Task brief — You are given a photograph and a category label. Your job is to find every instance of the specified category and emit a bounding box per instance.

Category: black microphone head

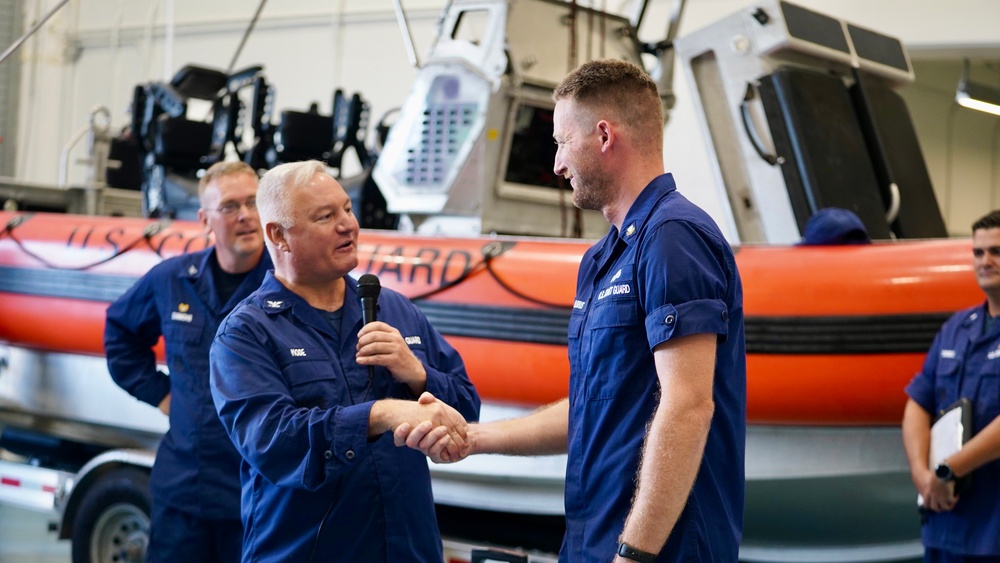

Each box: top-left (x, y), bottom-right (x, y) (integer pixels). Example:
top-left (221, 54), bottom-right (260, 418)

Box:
top-left (357, 274), bottom-right (381, 300)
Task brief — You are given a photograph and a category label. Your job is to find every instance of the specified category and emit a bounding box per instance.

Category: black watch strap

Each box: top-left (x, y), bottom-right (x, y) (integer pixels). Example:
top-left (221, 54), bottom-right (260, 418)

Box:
top-left (617, 542), bottom-right (657, 563)
top-left (935, 461), bottom-right (956, 482)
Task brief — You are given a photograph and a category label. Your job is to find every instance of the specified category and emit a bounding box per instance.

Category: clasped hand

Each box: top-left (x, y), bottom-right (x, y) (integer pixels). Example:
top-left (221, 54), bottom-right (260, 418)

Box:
top-left (394, 392), bottom-right (474, 463)
top-left (918, 469), bottom-right (958, 512)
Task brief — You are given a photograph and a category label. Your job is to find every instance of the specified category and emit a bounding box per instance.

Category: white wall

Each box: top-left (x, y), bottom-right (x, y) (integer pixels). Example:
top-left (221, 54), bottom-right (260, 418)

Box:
top-left (11, 0), bottom-right (1000, 234)
top-left (901, 60), bottom-right (1000, 235)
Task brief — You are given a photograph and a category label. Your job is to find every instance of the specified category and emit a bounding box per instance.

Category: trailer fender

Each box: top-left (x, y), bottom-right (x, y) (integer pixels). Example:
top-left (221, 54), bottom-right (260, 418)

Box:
top-left (58, 448), bottom-right (154, 541)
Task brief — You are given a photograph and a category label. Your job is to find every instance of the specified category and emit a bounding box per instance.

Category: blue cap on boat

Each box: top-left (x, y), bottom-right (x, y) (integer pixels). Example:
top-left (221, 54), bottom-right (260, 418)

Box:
top-left (799, 208), bottom-right (871, 245)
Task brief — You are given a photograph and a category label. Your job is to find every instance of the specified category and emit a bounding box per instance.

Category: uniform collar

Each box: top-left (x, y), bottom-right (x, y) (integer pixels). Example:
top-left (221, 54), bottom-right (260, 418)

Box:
top-left (177, 248), bottom-right (215, 280)
top-left (957, 301), bottom-right (996, 344)
top-left (254, 272), bottom-right (365, 337)
top-left (592, 173), bottom-right (677, 263)
top-left (962, 301), bottom-right (990, 327)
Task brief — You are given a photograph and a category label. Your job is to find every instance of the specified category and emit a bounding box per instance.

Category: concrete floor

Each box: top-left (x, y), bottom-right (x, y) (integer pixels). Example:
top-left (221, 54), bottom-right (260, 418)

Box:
top-left (0, 504), bottom-right (70, 563)
top-left (0, 501), bottom-right (926, 563)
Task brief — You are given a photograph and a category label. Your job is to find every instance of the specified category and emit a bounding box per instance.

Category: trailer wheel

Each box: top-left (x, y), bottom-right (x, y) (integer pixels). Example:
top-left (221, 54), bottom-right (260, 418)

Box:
top-left (71, 467), bottom-right (151, 563)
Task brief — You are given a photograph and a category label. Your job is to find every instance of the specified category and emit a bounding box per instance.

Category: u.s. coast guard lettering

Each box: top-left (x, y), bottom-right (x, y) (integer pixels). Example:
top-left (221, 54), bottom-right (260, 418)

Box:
top-left (597, 283), bottom-right (631, 300)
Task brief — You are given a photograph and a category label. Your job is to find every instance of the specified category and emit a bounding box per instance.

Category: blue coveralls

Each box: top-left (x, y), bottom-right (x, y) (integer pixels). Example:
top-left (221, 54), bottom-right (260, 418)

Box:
top-left (104, 248), bottom-right (272, 561)
top-left (209, 272), bottom-right (481, 563)
top-left (906, 303), bottom-right (1000, 558)
top-left (563, 174), bottom-right (746, 562)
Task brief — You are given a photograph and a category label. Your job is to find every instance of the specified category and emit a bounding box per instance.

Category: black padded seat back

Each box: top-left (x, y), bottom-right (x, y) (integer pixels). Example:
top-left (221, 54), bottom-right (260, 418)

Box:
top-left (850, 70), bottom-right (947, 239)
top-left (153, 116), bottom-right (213, 169)
top-left (170, 65), bottom-right (228, 100)
top-left (275, 110), bottom-right (334, 163)
top-left (758, 66), bottom-right (892, 240)
top-left (106, 137), bottom-right (144, 191)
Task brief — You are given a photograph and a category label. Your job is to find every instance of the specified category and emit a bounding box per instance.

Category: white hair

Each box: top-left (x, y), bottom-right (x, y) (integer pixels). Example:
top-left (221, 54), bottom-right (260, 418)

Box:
top-left (257, 160), bottom-right (329, 254)
top-left (257, 160), bottom-right (329, 228)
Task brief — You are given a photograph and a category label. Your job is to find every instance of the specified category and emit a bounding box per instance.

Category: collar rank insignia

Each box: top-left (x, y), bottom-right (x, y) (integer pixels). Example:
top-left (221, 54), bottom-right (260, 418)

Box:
top-left (188, 265), bottom-right (198, 275)
top-left (266, 300), bottom-right (283, 308)
top-left (625, 224), bottom-right (636, 237)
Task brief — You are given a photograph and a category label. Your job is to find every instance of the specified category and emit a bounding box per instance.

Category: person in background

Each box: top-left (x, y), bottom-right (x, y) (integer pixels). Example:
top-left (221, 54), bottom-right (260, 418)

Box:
top-left (399, 58), bottom-right (746, 563)
top-left (902, 209), bottom-right (1000, 563)
top-left (209, 160), bottom-right (480, 562)
top-left (105, 161), bottom-right (271, 562)
top-left (798, 207), bottom-right (872, 245)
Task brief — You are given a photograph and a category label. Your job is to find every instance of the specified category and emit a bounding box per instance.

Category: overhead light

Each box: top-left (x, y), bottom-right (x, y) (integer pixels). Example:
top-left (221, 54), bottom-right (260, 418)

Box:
top-left (956, 59), bottom-right (1000, 117)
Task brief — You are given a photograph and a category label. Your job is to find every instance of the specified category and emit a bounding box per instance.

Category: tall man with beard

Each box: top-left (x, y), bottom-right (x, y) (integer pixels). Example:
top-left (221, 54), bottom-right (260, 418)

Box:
top-left (398, 59), bottom-right (747, 562)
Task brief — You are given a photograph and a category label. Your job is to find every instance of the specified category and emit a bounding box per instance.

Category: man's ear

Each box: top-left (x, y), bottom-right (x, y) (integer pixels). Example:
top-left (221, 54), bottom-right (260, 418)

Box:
top-left (266, 222), bottom-right (287, 252)
top-left (596, 120), bottom-right (614, 153)
top-left (198, 208), bottom-right (211, 234)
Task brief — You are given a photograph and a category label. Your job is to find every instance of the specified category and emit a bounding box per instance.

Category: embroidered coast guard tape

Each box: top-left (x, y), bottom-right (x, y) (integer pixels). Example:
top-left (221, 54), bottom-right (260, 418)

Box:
top-left (171, 303), bottom-right (193, 322)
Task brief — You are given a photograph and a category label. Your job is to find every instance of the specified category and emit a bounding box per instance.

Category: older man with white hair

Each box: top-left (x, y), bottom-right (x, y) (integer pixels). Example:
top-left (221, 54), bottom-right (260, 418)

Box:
top-left (209, 160), bottom-right (479, 562)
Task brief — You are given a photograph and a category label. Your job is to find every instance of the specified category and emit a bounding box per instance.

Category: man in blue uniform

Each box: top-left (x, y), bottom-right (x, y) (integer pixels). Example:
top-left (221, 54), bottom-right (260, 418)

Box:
top-left (398, 59), bottom-right (746, 562)
top-left (209, 160), bottom-right (480, 562)
top-left (903, 210), bottom-right (1000, 563)
top-left (105, 161), bottom-right (271, 562)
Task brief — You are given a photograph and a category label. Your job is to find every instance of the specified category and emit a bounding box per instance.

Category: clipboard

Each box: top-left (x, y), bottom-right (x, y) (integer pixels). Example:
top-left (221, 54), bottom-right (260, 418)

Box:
top-left (918, 398), bottom-right (972, 506)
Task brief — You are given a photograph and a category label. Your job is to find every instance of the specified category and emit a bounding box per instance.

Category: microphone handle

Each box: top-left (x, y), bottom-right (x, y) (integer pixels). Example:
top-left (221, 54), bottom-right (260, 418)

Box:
top-left (361, 297), bottom-right (376, 380)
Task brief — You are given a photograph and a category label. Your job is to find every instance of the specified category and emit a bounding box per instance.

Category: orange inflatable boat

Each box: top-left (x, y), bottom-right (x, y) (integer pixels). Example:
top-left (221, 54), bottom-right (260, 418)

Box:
top-left (0, 211), bottom-right (981, 425)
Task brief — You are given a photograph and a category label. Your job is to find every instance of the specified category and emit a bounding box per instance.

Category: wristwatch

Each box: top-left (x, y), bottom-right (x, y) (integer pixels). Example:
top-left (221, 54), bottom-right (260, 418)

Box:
top-left (934, 461), bottom-right (956, 482)
top-left (617, 542), bottom-right (658, 563)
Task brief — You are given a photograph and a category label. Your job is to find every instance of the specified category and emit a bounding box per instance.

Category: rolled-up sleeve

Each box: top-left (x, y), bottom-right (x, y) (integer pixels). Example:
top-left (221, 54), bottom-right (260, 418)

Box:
top-left (905, 330), bottom-right (943, 415)
top-left (639, 220), bottom-right (732, 351)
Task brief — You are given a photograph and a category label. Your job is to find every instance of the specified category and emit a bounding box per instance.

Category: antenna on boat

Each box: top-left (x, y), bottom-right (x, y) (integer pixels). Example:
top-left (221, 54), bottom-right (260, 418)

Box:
top-left (391, 0), bottom-right (422, 68)
top-left (640, 0), bottom-right (687, 125)
top-left (0, 0), bottom-right (74, 67)
top-left (226, 0), bottom-right (270, 75)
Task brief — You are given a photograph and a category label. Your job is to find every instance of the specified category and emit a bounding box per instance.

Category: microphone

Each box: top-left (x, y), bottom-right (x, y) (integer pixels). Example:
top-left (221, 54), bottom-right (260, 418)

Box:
top-left (357, 274), bottom-right (381, 379)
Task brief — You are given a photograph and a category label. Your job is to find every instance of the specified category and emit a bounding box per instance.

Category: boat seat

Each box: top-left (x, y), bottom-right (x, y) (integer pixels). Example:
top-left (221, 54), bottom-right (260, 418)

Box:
top-left (105, 136), bottom-right (144, 191)
top-left (329, 89), bottom-right (373, 171)
top-left (849, 70), bottom-right (947, 239)
top-left (170, 64), bottom-right (228, 101)
top-left (152, 116), bottom-right (214, 171)
top-left (271, 107), bottom-right (334, 165)
top-left (757, 66), bottom-right (893, 240)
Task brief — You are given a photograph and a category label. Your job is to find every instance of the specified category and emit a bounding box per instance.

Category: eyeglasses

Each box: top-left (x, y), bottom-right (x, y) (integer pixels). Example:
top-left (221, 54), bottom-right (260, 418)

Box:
top-left (214, 198), bottom-right (257, 216)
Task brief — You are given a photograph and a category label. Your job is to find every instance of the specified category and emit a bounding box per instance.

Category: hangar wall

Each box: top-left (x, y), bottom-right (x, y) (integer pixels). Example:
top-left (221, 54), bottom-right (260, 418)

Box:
top-left (8, 0), bottom-right (1000, 236)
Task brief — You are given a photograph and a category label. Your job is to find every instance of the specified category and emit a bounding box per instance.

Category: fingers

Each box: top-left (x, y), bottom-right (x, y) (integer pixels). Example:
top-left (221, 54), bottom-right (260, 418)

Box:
top-left (393, 422), bottom-right (412, 447)
top-left (389, 395), bottom-right (471, 464)
top-left (427, 432), bottom-right (458, 463)
top-left (356, 324), bottom-right (424, 384)
top-left (392, 418), bottom-right (463, 463)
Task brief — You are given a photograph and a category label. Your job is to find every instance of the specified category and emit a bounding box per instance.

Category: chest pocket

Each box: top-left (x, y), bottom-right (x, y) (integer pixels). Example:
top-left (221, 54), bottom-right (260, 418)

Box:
top-left (162, 319), bottom-right (209, 393)
top-left (584, 295), bottom-right (646, 400)
top-left (163, 318), bottom-right (207, 345)
top-left (588, 296), bottom-right (640, 329)
top-left (933, 358), bottom-right (962, 410)
top-left (282, 352), bottom-right (344, 409)
top-left (974, 370), bottom-right (999, 428)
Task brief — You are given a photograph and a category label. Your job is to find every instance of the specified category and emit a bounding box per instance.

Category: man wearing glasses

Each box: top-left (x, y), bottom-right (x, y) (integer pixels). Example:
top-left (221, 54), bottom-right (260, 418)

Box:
top-left (105, 161), bottom-right (271, 562)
